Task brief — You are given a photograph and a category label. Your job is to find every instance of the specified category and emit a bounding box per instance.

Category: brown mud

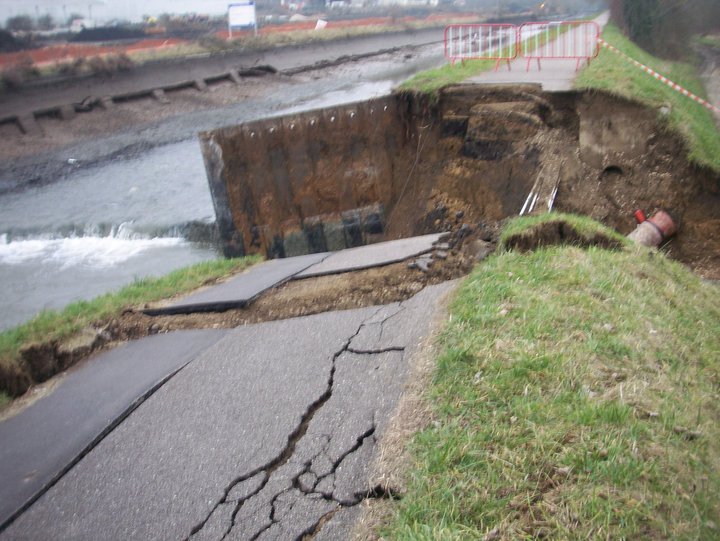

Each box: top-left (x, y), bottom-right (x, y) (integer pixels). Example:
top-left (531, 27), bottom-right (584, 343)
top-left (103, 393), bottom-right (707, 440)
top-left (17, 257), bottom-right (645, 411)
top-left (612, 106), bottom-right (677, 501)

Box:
top-left (395, 87), bottom-right (720, 280)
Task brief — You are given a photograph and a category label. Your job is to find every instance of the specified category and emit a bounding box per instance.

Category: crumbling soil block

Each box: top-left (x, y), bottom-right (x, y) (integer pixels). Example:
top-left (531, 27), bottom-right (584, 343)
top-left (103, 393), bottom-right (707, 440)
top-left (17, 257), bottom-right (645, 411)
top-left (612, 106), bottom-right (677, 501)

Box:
top-left (20, 342), bottom-right (57, 383)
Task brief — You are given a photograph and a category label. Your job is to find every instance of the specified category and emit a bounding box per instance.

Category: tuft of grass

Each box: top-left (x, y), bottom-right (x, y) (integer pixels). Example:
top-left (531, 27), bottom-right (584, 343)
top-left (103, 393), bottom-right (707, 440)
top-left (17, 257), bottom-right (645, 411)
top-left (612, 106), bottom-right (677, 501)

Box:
top-left (696, 34), bottom-right (720, 50)
top-left (576, 24), bottom-right (720, 172)
top-left (0, 256), bottom-right (260, 376)
top-left (384, 216), bottom-right (720, 540)
top-left (499, 212), bottom-right (630, 251)
top-left (400, 58), bottom-right (498, 95)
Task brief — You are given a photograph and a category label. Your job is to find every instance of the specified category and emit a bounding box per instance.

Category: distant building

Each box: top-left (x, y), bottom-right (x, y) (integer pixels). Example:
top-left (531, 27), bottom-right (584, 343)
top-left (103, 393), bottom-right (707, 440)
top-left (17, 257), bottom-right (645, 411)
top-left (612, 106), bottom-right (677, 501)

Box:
top-left (70, 18), bottom-right (96, 32)
top-left (375, 0), bottom-right (439, 5)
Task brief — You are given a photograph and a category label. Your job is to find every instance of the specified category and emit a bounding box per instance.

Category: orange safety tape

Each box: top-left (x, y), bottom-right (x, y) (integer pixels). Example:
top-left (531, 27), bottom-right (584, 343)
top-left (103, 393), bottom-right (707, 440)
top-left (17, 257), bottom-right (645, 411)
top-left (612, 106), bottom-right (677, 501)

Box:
top-left (597, 38), bottom-right (720, 115)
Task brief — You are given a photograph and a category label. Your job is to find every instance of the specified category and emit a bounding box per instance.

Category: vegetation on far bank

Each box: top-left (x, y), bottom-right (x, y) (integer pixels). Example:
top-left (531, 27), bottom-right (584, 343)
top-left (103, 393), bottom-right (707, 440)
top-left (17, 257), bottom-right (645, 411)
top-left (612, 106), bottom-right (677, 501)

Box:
top-left (0, 256), bottom-right (260, 402)
top-left (0, 15), bottom-right (480, 93)
top-left (576, 23), bottom-right (720, 172)
top-left (384, 214), bottom-right (720, 539)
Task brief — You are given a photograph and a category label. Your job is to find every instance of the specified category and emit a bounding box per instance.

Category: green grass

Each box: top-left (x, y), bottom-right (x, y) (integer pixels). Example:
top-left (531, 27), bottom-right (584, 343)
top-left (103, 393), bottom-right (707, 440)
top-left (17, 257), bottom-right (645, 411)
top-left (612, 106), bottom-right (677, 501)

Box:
top-left (576, 24), bottom-right (720, 172)
top-left (400, 57), bottom-right (499, 94)
top-left (498, 212), bottom-right (629, 250)
top-left (697, 34), bottom-right (720, 50)
top-left (384, 215), bottom-right (720, 539)
top-left (401, 20), bottom-right (578, 94)
top-left (0, 256), bottom-right (260, 382)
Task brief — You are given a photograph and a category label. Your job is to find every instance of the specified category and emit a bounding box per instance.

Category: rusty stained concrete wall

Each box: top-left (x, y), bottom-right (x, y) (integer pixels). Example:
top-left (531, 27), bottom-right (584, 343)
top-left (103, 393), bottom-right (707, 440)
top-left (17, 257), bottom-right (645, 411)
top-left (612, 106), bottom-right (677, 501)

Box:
top-left (201, 84), bottom-right (720, 266)
top-left (200, 96), bottom-right (408, 257)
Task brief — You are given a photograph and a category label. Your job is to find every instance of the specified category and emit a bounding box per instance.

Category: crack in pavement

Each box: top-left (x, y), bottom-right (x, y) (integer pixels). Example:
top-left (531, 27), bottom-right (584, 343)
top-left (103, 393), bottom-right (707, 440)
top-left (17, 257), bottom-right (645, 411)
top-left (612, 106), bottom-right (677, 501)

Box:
top-left (0, 283), bottom-right (460, 541)
top-left (190, 306), bottom-right (408, 541)
top-left (377, 306), bottom-right (407, 344)
top-left (190, 315), bottom-right (372, 541)
top-left (297, 425), bottom-right (376, 500)
top-left (347, 346), bottom-right (405, 355)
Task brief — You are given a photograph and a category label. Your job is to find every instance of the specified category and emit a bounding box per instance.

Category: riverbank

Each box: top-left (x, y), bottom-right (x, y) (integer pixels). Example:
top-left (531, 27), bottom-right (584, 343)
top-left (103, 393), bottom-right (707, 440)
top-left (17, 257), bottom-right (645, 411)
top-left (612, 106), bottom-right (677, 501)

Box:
top-left (0, 32), bottom-right (446, 194)
top-left (0, 256), bottom-right (259, 403)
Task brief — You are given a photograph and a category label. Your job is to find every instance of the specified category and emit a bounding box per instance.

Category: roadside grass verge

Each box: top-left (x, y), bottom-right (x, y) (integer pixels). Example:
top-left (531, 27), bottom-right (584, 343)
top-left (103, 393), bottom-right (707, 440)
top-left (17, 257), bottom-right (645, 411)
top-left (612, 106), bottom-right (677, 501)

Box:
top-left (575, 23), bottom-right (720, 172)
top-left (384, 215), bottom-right (720, 539)
top-left (399, 57), bottom-right (498, 94)
top-left (0, 256), bottom-right (260, 397)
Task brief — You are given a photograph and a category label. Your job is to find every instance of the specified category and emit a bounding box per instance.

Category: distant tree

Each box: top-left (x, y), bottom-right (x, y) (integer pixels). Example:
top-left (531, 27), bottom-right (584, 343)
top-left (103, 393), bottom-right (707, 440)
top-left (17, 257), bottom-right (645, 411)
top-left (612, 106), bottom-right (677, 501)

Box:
top-left (611, 0), bottom-right (720, 59)
top-left (6, 15), bottom-right (34, 32)
top-left (37, 14), bottom-right (54, 31)
top-left (0, 28), bottom-right (22, 51)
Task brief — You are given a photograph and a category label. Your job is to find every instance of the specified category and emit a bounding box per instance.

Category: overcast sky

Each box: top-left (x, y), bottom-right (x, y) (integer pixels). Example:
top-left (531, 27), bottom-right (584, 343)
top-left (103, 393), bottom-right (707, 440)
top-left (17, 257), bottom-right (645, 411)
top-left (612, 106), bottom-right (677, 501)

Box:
top-left (0, 0), bottom-right (232, 23)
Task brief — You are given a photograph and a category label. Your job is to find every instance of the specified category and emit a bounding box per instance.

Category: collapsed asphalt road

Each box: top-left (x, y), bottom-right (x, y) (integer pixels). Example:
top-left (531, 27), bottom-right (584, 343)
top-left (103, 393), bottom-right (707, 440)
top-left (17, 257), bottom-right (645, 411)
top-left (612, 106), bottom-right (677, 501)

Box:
top-left (0, 281), bottom-right (455, 540)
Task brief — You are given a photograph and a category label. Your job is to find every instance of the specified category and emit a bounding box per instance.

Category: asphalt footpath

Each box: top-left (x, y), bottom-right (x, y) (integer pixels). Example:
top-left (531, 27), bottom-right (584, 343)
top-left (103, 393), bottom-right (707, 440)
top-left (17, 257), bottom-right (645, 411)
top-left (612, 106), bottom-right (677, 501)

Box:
top-left (0, 233), bottom-right (454, 539)
top-left (467, 12), bottom-right (610, 91)
top-left (0, 282), bottom-right (456, 540)
top-left (144, 252), bottom-right (329, 316)
top-left (0, 330), bottom-right (228, 530)
top-left (295, 233), bottom-right (446, 278)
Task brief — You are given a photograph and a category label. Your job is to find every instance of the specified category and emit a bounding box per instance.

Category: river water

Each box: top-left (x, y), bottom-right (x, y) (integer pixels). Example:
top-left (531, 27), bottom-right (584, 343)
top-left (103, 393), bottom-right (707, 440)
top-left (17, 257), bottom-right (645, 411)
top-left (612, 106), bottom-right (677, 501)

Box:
top-left (0, 47), bottom-right (444, 330)
top-left (0, 140), bottom-right (217, 330)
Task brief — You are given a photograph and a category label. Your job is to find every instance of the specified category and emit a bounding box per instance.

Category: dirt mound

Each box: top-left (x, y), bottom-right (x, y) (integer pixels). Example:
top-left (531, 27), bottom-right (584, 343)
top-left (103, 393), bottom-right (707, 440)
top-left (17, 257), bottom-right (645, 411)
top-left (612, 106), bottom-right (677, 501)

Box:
top-left (502, 220), bottom-right (625, 252)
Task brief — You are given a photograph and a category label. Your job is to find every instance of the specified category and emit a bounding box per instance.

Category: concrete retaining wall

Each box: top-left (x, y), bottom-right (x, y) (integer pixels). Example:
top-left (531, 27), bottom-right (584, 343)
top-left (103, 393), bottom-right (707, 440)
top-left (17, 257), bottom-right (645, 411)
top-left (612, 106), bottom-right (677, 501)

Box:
top-left (200, 96), bottom-right (409, 257)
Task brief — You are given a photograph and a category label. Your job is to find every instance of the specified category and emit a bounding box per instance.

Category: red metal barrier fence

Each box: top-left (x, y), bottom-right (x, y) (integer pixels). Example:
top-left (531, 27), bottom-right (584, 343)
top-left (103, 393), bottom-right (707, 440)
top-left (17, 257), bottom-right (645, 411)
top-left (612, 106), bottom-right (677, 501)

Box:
top-left (444, 24), bottom-right (518, 70)
top-left (444, 21), bottom-right (600, 71)
top-left (519, 21), bottom-right (600, 70)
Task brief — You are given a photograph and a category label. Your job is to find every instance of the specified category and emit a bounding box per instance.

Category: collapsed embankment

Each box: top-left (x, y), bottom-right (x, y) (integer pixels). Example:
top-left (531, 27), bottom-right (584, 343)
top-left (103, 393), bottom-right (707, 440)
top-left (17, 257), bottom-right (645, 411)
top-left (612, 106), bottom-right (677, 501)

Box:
top-left (4, 83), bottom-right (720, 401)
top-left (201, 83), bottom-right (720, 278)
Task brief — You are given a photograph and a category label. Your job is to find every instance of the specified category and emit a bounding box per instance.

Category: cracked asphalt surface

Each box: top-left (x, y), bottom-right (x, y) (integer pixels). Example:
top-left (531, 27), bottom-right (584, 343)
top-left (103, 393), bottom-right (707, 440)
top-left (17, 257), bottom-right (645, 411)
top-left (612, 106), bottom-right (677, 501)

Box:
top-left (0, 330), bottom-right (228, 530)
top-left (1, 281), bottom-right (455, 540)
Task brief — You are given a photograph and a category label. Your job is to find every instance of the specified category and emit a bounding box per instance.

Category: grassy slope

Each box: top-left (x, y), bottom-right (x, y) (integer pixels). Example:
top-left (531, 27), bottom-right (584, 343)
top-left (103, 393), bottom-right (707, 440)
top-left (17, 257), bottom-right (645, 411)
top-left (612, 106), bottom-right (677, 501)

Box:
top-left (0, 256), bottom-right (260, 395)
top-left (399, 57), bottom-right (498, 94)
top-left (385, 216), bottom-right (720, 539)
top-left (576, 23), bottom-right (720, 172)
